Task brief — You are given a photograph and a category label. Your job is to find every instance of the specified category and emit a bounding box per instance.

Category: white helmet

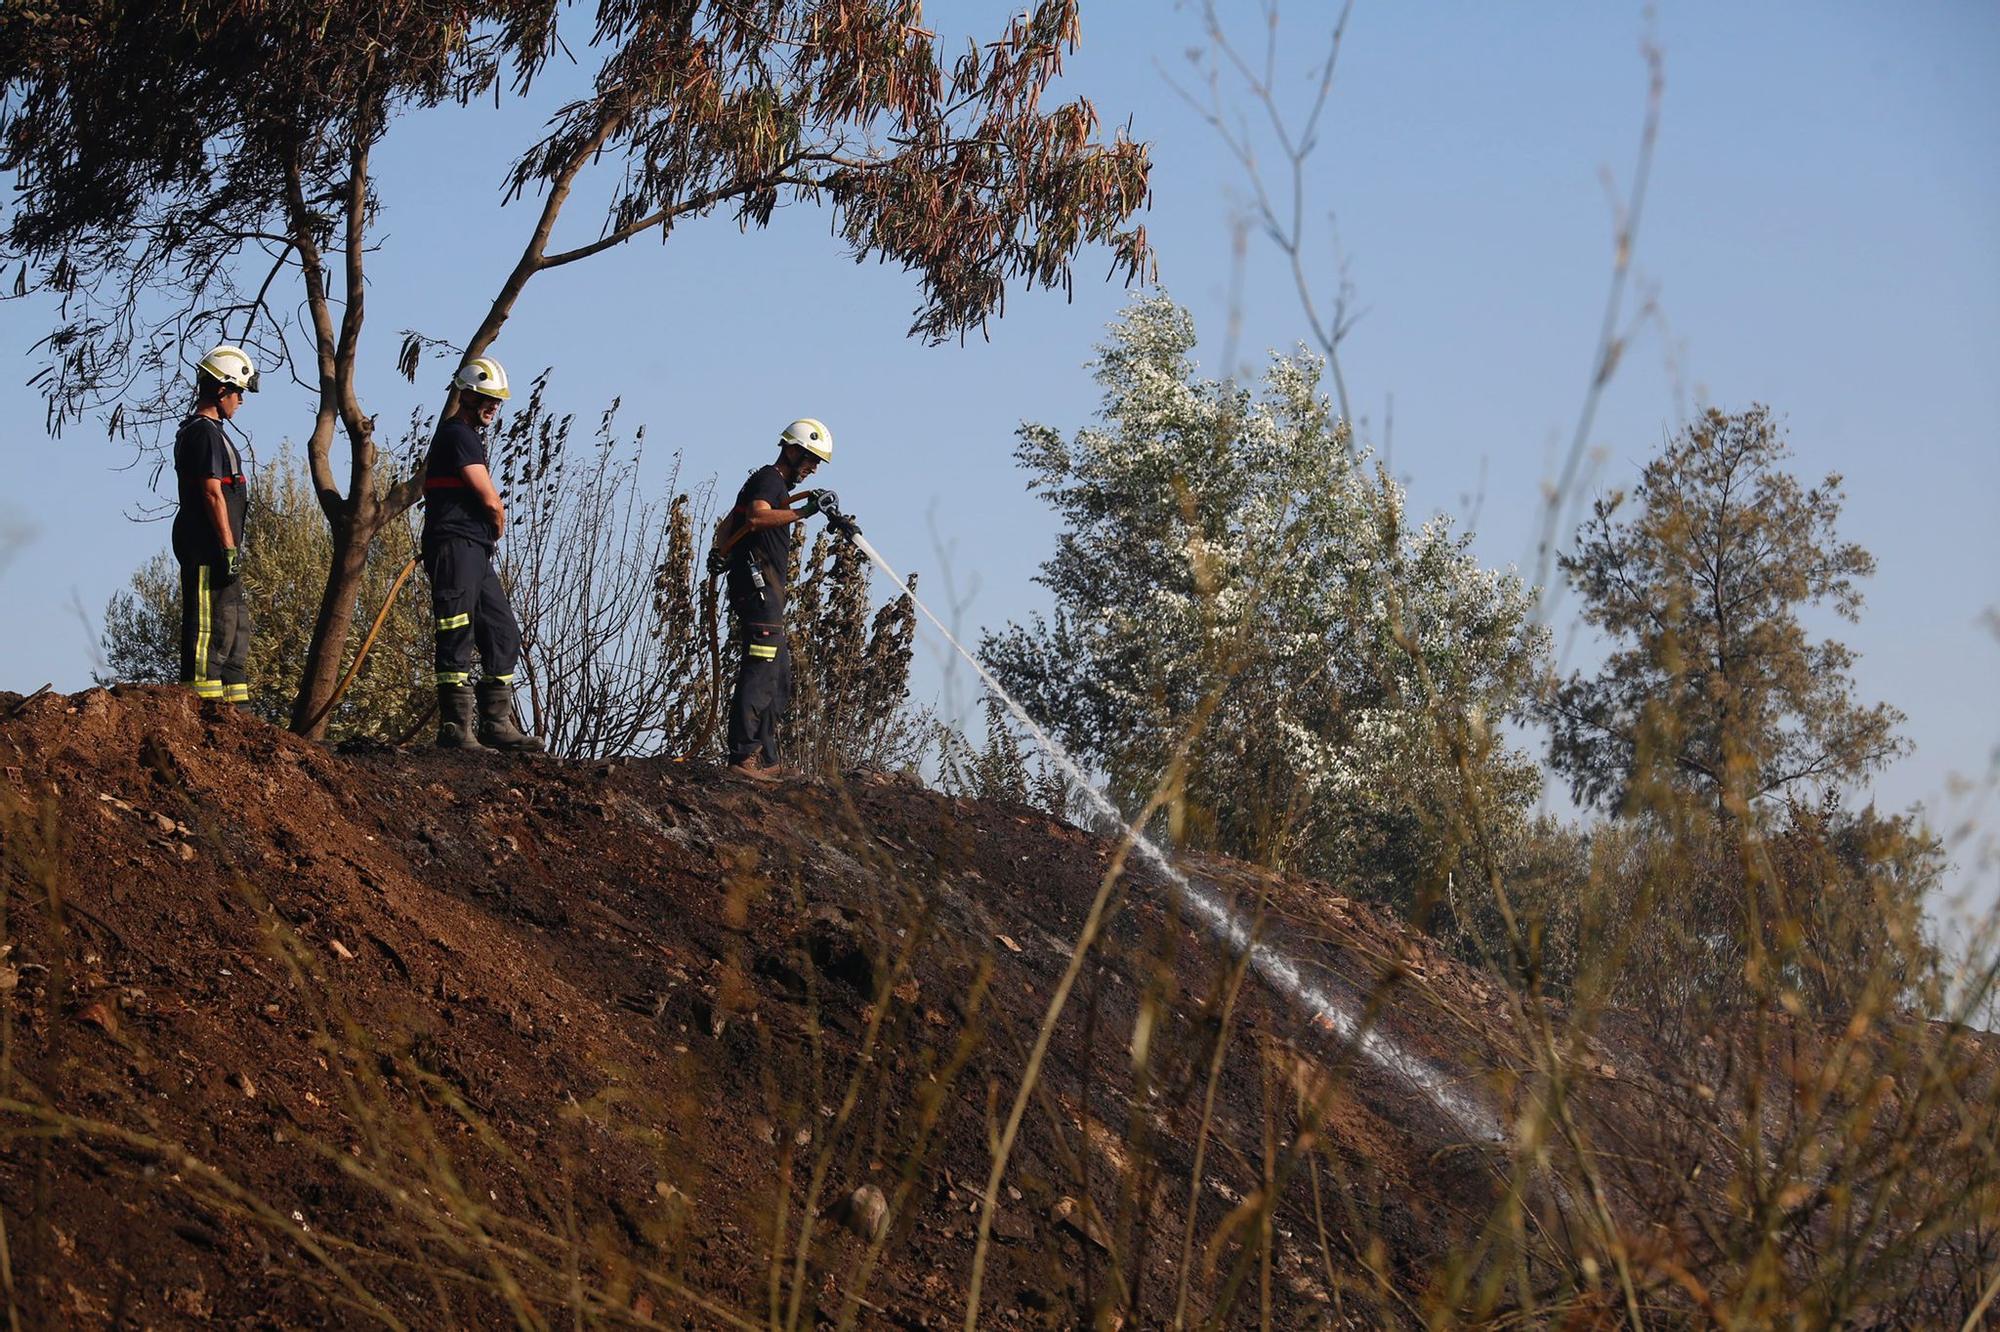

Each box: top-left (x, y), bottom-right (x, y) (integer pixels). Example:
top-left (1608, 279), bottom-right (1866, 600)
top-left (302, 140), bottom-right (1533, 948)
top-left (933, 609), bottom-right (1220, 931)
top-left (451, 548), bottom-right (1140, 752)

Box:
top-left (452, 356), bottom-right (512, 401)
top-left (196, 344), bottom-right (259, 392)
top-left (780, 417), bottom-right (832, 463)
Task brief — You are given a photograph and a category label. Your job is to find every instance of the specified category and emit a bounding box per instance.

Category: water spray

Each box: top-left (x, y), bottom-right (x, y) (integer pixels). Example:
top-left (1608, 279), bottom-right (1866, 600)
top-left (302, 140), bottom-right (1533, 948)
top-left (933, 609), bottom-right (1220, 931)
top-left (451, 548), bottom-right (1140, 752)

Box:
top-left (845, 532), bottom-right (1505, 1145)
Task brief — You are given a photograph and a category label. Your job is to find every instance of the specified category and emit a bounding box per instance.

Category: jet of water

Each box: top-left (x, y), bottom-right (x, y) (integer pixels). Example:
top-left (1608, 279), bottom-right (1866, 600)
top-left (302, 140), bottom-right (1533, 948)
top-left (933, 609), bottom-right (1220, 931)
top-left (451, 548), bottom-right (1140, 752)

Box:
top-left (848, 534), bottom-right (1504, 1144)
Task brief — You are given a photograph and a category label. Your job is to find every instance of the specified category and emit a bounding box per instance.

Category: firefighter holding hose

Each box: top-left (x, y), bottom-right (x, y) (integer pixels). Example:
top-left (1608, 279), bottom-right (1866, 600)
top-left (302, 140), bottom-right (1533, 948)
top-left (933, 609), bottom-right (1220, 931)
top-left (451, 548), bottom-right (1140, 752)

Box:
top-left (711, 418), bottom-right (854, 780)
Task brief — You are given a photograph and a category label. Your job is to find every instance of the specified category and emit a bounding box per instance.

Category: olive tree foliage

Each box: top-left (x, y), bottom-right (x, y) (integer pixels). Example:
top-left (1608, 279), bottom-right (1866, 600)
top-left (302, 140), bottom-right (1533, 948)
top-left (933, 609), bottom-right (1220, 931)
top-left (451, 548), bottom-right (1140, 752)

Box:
top-left (96, 560), bottom-right (178, 689)
top-left (983, 296), bottom-right (1548, 905)
top-left (2, 0), bottom-right (1152, 738)
top-left (1541, 406), bottom-right (1908, 818)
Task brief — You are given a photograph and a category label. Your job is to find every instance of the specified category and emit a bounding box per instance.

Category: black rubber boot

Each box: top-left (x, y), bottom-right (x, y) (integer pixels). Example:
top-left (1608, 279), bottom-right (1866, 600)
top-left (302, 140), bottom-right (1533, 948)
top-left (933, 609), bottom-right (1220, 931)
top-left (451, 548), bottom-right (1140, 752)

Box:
top-left (436, 684), bottom-right (485, 750)
top-left (476, 679), bottom-right (544, 753)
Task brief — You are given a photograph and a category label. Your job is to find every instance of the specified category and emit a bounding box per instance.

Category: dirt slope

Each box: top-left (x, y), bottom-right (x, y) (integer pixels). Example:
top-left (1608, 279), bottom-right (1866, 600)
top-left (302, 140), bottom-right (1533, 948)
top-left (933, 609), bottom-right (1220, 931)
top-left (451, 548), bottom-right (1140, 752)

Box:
top-left (0, 686), bottom-right (1747, 1326)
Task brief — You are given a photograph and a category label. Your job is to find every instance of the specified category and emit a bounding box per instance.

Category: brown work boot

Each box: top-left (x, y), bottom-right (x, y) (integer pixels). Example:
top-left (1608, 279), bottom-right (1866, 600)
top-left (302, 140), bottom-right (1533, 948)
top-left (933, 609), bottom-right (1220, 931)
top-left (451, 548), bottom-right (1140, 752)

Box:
top-left (436, 683), bottom-right (485, 750)
top-left (475, 679), bottom-right (545, 754)
top-left (728, 756), bottom-right (781, 782)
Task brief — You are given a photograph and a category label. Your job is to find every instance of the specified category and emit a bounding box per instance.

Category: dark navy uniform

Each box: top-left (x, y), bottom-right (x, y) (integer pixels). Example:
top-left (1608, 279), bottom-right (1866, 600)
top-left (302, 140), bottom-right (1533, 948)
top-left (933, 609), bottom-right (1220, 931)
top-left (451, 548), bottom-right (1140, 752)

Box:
top-left (725, 464), bottom-right (793, 765)
top-left (420, 418), bottom-right (522, 688)
top-left (171, 415), bottom-right (250, 702)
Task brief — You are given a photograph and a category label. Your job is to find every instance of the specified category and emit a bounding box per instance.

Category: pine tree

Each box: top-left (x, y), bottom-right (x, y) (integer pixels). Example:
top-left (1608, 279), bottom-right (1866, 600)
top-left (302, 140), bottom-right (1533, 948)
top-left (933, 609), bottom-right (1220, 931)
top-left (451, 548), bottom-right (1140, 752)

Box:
top-left (1543, 406), bottom-right (1937, 1016)
top-left (1543, 405), bottom-right (1907, 817)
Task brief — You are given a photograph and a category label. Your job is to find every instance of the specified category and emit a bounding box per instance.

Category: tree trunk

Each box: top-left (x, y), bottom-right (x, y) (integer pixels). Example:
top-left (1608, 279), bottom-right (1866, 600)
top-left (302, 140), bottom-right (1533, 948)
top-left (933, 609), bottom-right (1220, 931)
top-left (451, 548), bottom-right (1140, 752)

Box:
top-left (289, 506), bottom-right (374, 738)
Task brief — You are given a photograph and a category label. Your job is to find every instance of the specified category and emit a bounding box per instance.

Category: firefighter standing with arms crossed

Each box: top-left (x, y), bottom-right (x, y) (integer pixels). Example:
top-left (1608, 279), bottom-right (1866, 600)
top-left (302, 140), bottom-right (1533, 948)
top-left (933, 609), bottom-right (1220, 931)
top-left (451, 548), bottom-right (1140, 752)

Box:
top-left (420, 357), bottom-right (544, 752)
top-left (173, 344), bottom-right (258, 705)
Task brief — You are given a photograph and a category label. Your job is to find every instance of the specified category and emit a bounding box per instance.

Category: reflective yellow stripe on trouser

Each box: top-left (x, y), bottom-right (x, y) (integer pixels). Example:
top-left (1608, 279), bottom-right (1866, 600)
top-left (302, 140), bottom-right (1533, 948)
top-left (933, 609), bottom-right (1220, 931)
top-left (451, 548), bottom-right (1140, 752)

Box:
top-left (191, 566), bottom-right (224, 697)
top-left (435, 613), bottom-right (473, 686)
top-left (747, 643), bottom-right (779, 660)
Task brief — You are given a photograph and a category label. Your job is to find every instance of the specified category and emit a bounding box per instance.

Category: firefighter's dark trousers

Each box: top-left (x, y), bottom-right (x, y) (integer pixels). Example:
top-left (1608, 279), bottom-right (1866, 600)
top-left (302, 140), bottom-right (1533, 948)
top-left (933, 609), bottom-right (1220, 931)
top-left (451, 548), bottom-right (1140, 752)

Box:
top-left (178, 559), bottom-right (250, 703)
top-left (726, 572), bottom-right (790, 765)
top-left (423, 536), bottom-right (522, 687)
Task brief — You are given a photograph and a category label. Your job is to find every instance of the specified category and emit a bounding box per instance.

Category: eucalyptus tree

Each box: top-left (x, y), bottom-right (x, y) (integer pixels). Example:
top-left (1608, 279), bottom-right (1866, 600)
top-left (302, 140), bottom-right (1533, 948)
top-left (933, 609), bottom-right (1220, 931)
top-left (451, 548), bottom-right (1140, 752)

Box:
top-left (2, 0), bottom-right (1152, 735)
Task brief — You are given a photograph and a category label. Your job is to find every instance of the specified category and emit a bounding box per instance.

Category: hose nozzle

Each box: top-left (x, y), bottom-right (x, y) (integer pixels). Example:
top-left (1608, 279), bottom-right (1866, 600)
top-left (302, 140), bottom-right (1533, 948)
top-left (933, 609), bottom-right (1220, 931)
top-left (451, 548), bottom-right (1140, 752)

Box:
top-left (818, 491), bottom-right (862, 539)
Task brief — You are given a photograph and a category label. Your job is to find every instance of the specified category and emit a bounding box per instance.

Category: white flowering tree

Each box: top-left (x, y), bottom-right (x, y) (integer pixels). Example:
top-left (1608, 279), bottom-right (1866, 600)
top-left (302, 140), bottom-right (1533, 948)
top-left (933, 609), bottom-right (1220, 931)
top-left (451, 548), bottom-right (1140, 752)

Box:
top-left (984, 295), bottom-right (1548, 905)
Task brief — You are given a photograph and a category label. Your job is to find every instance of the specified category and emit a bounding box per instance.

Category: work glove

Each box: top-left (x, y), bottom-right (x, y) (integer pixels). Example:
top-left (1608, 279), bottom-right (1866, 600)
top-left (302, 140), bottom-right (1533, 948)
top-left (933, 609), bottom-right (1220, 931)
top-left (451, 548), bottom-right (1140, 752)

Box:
top-left (218, 547), bottom-right (242, 586)
top-left (794, 490), bottom-right (824, 520)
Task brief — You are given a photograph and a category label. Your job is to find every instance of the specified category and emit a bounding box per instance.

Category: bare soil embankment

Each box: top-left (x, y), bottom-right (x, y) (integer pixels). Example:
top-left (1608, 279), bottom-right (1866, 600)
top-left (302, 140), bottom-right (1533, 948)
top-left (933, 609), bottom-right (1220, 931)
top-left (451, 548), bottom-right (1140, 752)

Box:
top-left (0, 684), bottom-right (1935, 1327)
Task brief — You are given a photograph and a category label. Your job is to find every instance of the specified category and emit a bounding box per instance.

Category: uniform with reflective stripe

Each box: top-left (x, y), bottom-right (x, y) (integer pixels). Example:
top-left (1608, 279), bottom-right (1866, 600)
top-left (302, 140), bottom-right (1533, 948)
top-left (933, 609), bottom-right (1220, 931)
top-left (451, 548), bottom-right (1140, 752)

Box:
top-left (173, 412), bottom-right (253, 701)
top-left (177, 558), bottom-right (250, 700)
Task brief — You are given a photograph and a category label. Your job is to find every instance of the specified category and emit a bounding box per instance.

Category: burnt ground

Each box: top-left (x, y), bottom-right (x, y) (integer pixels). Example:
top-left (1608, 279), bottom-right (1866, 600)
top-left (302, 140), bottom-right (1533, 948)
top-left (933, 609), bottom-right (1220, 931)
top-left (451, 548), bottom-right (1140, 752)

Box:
top-left (0, 686), bottom-right (1966, 1328)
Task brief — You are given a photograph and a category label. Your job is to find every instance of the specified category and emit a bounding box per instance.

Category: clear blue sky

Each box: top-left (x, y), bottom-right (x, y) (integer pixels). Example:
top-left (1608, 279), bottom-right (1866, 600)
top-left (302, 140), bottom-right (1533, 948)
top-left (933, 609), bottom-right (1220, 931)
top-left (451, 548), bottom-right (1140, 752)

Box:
top-left (3, 3), bottom-right (1995, 922)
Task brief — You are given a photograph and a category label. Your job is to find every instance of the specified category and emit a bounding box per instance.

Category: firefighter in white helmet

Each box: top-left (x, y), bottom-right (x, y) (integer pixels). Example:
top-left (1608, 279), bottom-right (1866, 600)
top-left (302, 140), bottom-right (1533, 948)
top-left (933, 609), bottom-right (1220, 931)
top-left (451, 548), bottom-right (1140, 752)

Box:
top-left (173, 344), bottom-right (258, 705)
top-left (713, 418), bottom-right (835, 779)
top-left (419, 357), bottom-right (542, 752)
